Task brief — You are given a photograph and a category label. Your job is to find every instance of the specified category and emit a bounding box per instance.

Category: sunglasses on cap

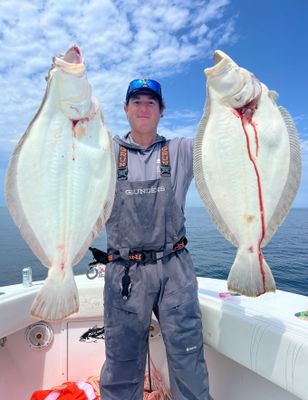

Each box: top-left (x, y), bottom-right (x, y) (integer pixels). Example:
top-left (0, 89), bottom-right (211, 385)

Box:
top-left (126, 79), bottom-right (162, 102)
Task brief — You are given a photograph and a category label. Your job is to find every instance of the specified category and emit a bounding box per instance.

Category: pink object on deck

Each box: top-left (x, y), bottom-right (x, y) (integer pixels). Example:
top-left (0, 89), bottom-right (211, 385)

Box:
top-left (143, 391), bottom-right (165, 399)
top-left (143, 359), bottom-right (173, 400)
top-left (219, 291), bottom-right (232, 299)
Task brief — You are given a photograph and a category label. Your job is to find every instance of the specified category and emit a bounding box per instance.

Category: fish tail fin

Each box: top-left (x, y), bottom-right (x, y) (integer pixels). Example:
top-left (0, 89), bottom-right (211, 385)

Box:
top-left (30, 267), bottom-right (79, 321)
top-left (227, 246), bottom-right (276, 296)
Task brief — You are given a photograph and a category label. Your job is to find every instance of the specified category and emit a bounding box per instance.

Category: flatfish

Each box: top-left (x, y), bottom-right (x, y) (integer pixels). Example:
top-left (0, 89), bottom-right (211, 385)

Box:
top-left (5, 45), bottom-right (116, 320)
top-left (194, 50), bottom-right (301, 296)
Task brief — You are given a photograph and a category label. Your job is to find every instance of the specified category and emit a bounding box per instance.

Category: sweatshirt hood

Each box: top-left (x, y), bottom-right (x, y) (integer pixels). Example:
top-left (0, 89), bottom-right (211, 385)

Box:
top-left (113, 132), bottom-right (166, 150)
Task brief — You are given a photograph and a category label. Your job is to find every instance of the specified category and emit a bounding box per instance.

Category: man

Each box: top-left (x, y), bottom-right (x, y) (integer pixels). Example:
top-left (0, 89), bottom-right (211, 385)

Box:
top-left (100, 79), bottom-right (212, 399)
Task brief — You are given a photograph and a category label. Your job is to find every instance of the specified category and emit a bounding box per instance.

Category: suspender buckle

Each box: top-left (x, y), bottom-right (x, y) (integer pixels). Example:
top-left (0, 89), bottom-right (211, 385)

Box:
top-left (118, 167), bottom-right (128, 180)
top-left (140, 251), bottom-right (157, 264)
top-left (160, 165), bottom-right (171, 176)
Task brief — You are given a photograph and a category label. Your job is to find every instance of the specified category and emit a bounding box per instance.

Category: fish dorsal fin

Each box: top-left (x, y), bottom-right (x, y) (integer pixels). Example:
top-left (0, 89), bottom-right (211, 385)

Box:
top-left (262, 107), bottom-right (302, 246)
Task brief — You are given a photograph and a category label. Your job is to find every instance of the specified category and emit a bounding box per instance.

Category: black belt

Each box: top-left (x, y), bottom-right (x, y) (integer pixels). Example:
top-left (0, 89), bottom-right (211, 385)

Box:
top-left (89, 237), bottom-right (187, 266)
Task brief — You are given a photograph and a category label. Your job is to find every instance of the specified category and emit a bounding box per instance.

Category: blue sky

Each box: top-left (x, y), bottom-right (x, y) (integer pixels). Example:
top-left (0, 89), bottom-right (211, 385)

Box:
top-left (0, 0), bottom-right (307, 208)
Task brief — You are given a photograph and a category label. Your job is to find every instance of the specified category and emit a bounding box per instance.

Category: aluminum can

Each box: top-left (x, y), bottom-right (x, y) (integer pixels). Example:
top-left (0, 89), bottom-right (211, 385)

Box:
top-left (22, 267), bottom-right (32, 287)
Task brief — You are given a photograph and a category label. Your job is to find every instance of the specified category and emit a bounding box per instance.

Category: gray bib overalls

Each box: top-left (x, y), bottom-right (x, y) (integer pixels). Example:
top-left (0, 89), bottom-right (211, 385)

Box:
top-left (100, 140), bottom-right (212, 400)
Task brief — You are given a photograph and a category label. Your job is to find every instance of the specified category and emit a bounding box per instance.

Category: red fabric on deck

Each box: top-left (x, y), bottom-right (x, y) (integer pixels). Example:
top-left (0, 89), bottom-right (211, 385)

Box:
top-left (30, 382), bottom-right (89, 400)
top-left (30, 359), bottom-right (172, 400)
top-left (31, 380), bottom-right (170, 400)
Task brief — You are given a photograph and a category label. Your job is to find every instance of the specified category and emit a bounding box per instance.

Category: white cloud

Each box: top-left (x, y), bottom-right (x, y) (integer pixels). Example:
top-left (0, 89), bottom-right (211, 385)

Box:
top-left (160, 108), bottom-right (202, 139)
top-left (159, 124), bottom-right (197, 141)
top-left (0, 0), bottom-right (235, 156)
top-left (294, 114), bottom-right (308, 122)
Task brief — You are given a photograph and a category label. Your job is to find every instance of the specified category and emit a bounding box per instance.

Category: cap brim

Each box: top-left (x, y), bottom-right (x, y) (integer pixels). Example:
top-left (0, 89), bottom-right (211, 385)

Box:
top-left (126, 87), bottom-right (162, 102)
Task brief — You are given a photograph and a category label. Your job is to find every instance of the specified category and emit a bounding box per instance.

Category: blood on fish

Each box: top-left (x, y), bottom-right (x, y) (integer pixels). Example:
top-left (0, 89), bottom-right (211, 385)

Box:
top-left (235, 107), bottom-right (266, 295)
top-left (70, 120), bottom-right (79, 159)
top-left (232, 102), bottom-right (260, 158)
top-left (231, 109), bottom-right (239, 118)
top-left (71, 117), bottom-right (90, 129)
top-left (72, 143), bottom-right (76, 161)
top-left (71, 119), bottom-right (79, 128)
top-left (71, 117), bottom-right (90, 141)
top-left (70, 119), bottom-right (78, 160)
top-left (250, 119), bottom-right (259, 157)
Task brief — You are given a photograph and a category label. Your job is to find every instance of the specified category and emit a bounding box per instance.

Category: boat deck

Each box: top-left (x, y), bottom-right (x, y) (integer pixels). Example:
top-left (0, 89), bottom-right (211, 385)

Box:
top-left (0, 276), bottom-right (307, 400)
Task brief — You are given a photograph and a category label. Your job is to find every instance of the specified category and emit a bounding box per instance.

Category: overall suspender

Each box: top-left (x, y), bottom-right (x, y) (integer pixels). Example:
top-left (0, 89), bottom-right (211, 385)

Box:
top-left (117, 141), bottom-right (171, 180)
top-left (117, 145), bottom-right (128, 180)
top-left (160, 142), bottom-right (171, 177)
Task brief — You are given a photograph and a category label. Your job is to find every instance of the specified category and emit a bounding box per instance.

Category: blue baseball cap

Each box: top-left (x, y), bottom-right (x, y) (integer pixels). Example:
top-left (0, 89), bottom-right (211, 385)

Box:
top-left (126, 79), bottom-right (163, 105)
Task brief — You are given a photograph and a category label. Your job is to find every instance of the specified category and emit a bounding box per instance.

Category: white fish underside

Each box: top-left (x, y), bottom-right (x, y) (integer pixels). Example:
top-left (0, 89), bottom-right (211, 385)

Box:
top-left (5, 46), bottom-right (116, 319)
top-left (8, 110), bottom-right (114, 268)
top-left (194, 51), bottom-right (301, 296)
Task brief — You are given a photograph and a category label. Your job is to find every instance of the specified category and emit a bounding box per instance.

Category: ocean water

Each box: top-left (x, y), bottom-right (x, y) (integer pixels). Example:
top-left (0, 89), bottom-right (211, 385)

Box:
top-left (0, 207), bottom-right (307, 296)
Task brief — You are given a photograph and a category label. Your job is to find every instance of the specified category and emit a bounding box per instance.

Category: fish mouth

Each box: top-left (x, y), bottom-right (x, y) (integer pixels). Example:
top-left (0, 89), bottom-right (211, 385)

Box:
top-left (53, 44), bottom-right (85, 74)
top-left (205, 50), bottom-right (261, 107)
top-left (213, 50), bottom-right (226, 65)
top-left (64, 45), bottom-right (83, 64)
top-left (205, 50), bottom-right (235, 77)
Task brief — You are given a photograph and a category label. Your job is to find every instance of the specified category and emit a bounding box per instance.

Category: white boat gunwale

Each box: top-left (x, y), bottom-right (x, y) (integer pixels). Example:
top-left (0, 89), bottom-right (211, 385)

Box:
top-left (0, 275), bottom-right (307, 400)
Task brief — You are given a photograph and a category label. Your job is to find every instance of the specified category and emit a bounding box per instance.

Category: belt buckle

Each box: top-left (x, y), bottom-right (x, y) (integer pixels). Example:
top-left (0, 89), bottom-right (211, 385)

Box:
top-left (141, 251), bottom-right (157, 264)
